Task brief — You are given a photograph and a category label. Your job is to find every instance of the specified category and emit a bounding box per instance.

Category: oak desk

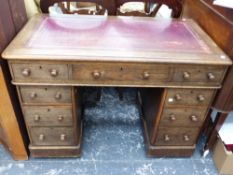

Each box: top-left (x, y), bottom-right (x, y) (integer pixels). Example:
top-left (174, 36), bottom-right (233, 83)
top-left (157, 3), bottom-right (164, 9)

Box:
top-left (2, 14), bottom-right (231, 157)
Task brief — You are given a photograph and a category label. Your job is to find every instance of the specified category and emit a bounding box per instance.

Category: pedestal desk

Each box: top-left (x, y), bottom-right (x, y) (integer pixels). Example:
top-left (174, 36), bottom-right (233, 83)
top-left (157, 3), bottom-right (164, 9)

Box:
top-left (2, 14), bottom-right (231, 157)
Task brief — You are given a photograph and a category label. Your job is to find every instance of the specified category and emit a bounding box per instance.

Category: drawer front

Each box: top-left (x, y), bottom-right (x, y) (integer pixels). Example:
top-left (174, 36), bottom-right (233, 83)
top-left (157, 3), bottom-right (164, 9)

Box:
top-left (30, 127), bottom-right (75, 146)
top-left (11, 63), bottom-right (68, 81)
top-left (160, 107), bottom-right (207, 127)
top-left (155, 127), bottom-right (200, 146)
top-left (19, 86), bottom-right (72, 104)
top-left (172, 66), bottom-right (225, 85)
top-left (165, 89), bottom-right (214, 106)
top-left (71, 62), bottom-right (170, 86)
top-left (23, 106), bottom-right (73, 127)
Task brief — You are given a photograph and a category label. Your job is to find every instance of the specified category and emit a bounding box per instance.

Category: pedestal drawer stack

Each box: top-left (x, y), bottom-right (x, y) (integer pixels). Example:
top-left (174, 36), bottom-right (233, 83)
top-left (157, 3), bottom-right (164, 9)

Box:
top-left (153, 88), bottom-right (215, 156)
top-left (11, 63), bottom-right (82, 157)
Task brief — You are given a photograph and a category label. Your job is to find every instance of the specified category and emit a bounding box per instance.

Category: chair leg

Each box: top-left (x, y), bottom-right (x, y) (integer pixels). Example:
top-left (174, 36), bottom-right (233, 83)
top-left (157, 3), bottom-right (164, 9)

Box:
top-left (96, 88), bottom-right (102, 101)
top-left (116, 87), bottom-right (123, 100)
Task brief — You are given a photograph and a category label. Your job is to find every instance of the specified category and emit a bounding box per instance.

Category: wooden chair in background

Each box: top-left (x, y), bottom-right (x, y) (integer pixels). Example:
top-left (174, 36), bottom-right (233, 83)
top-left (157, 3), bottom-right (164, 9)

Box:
top-left (115, 0), bottom-right (182, 17)
top-left (40, 0), bottom-right (107, 15)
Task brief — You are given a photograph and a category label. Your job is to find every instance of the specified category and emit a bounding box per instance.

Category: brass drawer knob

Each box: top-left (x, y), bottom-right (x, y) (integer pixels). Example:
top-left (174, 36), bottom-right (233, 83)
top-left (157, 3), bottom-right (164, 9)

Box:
top-left (197, 94), bottom-right (205, 102)
top-left (183, 72), bottom-right (190, 79)
top-left (175, 94), bottom-right (182, 101)
top-left (39, 134), bottom-right (45, 141)
top-left (57, 115), bottom-right (64, 121)
top-left (60, 134), bottom-right (66, 141)
top-left (22, 68), bottom-right (31, 77)
top-left (55, 92), bottom-right (62, 100)
top-left (50, 69), bottom-right (58, 77)
top-left (34, 115), bottom-right (40, 121)
top-left (190, 115), bottom-right (198, 122)
top-left (30, 92), bottom-right (37, 99)
top-left (207, 72), bottom-right (215, 80)
top-left (169, 114), bottom-right (176, 121)
top-left (164, 134), bottom-right (170, 142)
top-left (92, 71), bottom-right (101, 79)
top-left (183, 135), bottom-right (190, 142)
top-left (143, 71), bottom-right (150, 79)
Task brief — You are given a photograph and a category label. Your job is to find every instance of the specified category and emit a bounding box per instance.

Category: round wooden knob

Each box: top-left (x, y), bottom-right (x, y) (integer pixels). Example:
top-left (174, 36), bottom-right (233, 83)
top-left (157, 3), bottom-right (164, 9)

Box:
top-left (39, 134), bottom-right (45, 141)
top-left (30, 92), bottom-right (37, 99)
top-left (143, 72), bottom-right (150, 79)
top-left (164, 134), bottom-right (170, 142)
top-left (57, 115), bottom-right (64, 121)
top-left (55, 92), bottom-right (62, 100)
top-left (60, 134), bottom-right (66, 141)
top-left (183, 72), bottom-right (190, 79)
top-left (175, 94), bottom-right (182, 101)
top-left (92, 71), bottom-right (101, 79)
top-left (183, 135), bottom-right (190, 142)
top-left (22, 68), bottom-right (31, 77)
top-left (169, 114), bottom-right (176, 121)
top-left (190, 115), bottom-right (198, 122)
top-left (207, 73), bottom-right (215, 80)
top-left (197, 94), bottom-right (205, 102)
top-left (50, 69), bottom-right (58, 77)
top-left (34, 115), bottom-right (40, 121)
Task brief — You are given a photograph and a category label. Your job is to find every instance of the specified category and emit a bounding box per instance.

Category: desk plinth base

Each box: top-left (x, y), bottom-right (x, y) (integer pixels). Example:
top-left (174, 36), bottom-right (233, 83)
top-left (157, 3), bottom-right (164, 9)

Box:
top-left (29, 145), bottom-right (81, 158)
top-left (141, 117), bottom-right (195, 157)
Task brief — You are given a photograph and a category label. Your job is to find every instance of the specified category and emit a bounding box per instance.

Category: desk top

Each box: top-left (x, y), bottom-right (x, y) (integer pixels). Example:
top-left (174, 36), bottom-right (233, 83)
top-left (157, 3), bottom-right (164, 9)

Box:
top-left (2, 14), bottom-right (231, 65)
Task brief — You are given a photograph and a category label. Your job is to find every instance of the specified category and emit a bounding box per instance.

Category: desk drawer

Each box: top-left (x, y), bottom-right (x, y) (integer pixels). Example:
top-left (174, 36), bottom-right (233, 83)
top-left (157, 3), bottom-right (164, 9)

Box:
top-left (71, 62), bottom-right (170, 86)
top-left (11, 63), bottom-right (68, 82)
top-left (155, 127), bottom-right (199, 146)
top-left (30, 127), bottom-right (75, 146)
top-left (165, 89), bottom-right (214, 106)
top-left (172, 66), bottom-right (225, 85)
top-left (19, 86), bottom-right (72, 104)
top-left (160, 107), bottom-right (207, 127)
top-left (23, 106), bottom-right (73, 127)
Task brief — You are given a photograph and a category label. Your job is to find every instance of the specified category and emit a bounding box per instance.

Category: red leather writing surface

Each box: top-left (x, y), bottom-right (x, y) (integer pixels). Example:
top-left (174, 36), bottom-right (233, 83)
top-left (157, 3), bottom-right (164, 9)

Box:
top-left (27, 16), bottom-right (210, 54)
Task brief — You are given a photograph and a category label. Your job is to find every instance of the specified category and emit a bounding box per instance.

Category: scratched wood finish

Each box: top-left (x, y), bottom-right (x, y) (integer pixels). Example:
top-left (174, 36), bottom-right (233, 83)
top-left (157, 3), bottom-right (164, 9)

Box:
top-left (159, 107), bottom-right (207, 127)
top-left (11, 63), bottom-right (69, 82)
top-left (30, 127), bottom-right (75, 146)
top-left (19, 86), bottom-right (72, 104)
top-left (23, 106), bottom-right (73, 127)
top-left (165, 89), bottom-right (215, 106)
top-left (155, 127), bottom-right (199, 146)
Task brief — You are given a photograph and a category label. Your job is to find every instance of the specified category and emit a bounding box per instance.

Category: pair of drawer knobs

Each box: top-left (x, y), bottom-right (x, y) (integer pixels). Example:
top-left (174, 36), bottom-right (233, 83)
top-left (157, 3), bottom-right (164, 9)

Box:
top-left (169, 114), bottom-right (198, 122)
top-left (39, 134), bottom-right (66, 141)
top-left (30, 92), bottom-right (62, 100)
top-left (92, 71), bottom-right (150, 79)
top-left (22, 68), bottom-right (59, 77)
top-left (183, 72), bottom-right (215, 80)
top-left (34, 115), bottom-right (64, 122)
top-left (164, 134), bottom-right (190, 142)
top-left (174, 94), bottom-right (205, 102)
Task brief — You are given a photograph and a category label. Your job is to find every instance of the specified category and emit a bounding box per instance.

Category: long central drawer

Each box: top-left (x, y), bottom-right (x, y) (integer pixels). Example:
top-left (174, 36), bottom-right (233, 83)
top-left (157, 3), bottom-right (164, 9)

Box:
top-left (71, 62), bottom-right (170, 85)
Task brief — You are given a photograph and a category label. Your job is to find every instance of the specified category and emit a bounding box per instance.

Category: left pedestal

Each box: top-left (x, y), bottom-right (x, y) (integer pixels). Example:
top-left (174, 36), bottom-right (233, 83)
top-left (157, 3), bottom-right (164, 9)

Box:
top-left (17, 85), bottom-right (83, 158)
